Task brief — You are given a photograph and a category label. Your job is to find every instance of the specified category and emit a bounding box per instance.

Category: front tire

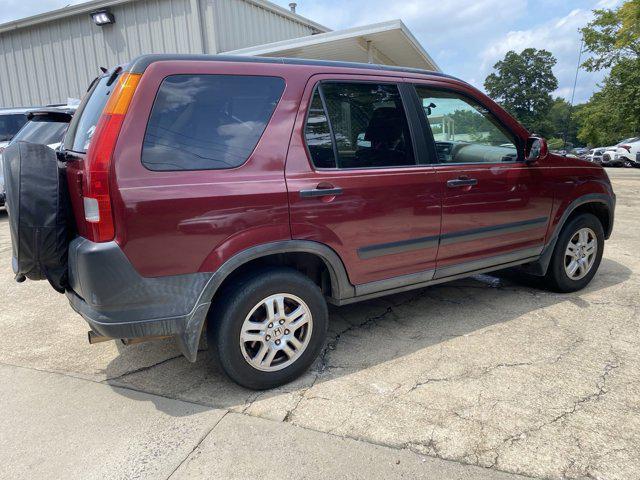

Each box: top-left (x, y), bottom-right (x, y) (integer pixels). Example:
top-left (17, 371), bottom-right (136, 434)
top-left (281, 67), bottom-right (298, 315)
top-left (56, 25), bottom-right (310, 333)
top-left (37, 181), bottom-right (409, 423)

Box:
top-left (208, 267), bottom-right (328, 390)
top-left (545, 213), bottom-right (604, 293)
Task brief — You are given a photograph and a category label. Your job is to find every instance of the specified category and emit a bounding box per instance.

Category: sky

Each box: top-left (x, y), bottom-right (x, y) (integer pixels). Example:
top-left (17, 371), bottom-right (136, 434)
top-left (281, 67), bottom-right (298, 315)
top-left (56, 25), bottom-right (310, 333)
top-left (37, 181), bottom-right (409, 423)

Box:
top-left (0, 0), bottom-right (622, 104)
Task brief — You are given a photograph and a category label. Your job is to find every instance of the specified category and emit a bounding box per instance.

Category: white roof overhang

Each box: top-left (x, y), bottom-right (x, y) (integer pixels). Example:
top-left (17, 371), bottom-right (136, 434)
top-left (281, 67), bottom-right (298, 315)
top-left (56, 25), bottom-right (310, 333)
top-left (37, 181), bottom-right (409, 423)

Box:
top-left (224, 20), bottom-right (441, 72)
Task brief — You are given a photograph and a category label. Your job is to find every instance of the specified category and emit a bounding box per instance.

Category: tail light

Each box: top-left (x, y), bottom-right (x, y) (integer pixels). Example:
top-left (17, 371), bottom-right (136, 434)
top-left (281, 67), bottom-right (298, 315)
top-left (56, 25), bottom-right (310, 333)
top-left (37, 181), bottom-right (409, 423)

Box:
top-left (620, 145), bottom-right (631, 153)
top-left (83, 72), bottom-right (140, 242)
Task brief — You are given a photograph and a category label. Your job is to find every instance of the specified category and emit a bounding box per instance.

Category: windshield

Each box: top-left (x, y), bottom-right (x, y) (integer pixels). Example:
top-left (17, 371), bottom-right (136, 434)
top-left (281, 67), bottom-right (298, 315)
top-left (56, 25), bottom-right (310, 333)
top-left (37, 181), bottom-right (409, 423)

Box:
top-left (12, 120), bottom-right (68, 146)
top-left (65, 73), bottom-right (118, 153)
top-left (0, 113), bottom-right (28, 142)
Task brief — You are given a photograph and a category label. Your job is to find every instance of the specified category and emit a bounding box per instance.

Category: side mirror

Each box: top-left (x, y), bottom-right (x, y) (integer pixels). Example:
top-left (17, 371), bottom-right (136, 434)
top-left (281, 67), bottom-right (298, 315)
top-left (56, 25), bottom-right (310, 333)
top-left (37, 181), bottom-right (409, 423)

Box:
top-left (525, 136), bottom-right (548, 164)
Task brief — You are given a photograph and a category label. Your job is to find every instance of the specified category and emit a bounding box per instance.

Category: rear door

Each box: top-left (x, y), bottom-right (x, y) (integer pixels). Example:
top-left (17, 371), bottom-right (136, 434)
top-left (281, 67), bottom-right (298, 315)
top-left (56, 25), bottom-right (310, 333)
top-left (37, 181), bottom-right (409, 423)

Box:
top-left (286, 75), bottom-right (442, 289)
top-left (411, 83), bottom-right (554, 278)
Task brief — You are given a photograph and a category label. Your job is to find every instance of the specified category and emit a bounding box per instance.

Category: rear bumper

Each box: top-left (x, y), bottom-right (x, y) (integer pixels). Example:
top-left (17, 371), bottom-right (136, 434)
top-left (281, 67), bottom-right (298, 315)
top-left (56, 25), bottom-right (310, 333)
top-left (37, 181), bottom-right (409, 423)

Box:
top-left (65, 237), bottom-right (214, 360)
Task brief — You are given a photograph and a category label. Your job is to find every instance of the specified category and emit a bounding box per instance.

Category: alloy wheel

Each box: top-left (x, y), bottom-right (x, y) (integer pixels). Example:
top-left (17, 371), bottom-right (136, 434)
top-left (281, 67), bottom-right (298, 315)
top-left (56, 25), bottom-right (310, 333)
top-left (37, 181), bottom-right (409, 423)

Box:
top-left (239, 293), bottom-right (313, 372)
top-left (564, 227), bottom-right (598, 280)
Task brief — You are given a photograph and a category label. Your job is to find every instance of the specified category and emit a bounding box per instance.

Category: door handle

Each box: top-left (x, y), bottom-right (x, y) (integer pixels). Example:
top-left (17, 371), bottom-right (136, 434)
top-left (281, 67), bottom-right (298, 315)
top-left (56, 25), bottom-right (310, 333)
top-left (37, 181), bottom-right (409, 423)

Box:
top-left (447, 177), bottom-right (478, 188)
top-left (299, 186), bottom-right (343, 198)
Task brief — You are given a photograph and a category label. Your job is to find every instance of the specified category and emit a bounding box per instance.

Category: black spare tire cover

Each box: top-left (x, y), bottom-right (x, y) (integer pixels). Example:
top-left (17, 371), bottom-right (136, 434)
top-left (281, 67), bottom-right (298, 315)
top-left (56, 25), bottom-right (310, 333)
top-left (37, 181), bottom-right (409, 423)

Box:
top-left (2, 141), bottom-right (73, 292)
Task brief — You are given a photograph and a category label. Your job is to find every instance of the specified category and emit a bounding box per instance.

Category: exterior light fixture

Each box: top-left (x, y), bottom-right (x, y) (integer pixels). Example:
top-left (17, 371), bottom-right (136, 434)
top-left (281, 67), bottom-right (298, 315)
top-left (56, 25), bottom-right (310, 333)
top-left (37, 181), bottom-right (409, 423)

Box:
top-left (90, 9), bottom-right (115, 26)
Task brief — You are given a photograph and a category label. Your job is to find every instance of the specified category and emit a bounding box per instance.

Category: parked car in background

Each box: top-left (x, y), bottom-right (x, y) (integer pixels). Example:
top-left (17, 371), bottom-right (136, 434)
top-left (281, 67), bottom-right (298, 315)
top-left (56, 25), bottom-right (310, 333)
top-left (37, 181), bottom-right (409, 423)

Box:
top-left (10, 106), bottom-right (76, 150)
top-left (602, 138), bottom-right (637, 167)
top-left (588, 147), bottom-right (607, 164)
top-left (613, 137), bottom-right (640, 168)
top-left (1, 108), bottom-right (31, 206)
top-left (3, 55), bottom-right (616, 389)
top-left (572, 147), bottom-right (588, 157)
top-left (0, 108), bottom-right (31, 150)
top-left (0, 106), bottom-right (75, 208)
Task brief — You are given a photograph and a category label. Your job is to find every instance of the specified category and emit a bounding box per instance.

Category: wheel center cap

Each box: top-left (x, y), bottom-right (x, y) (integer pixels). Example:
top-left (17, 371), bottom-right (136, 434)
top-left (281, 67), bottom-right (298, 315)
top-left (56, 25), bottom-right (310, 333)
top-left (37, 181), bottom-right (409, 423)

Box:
top-left (271, 326), bottom-right (284, 339)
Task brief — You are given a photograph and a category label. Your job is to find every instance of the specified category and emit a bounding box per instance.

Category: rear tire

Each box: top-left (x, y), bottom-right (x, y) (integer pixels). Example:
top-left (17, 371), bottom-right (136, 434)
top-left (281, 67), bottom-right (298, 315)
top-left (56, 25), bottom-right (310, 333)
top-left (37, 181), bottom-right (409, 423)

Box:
top-left (544, 213), bottom-right (604, 293)
top-left (208, 267), bottom-right (328, 390)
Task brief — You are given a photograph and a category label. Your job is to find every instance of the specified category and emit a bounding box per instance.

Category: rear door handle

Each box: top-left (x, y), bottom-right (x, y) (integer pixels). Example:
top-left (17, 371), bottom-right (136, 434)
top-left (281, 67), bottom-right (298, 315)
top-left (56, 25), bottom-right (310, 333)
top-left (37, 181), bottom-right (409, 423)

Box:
top-left (447, 177), bottom-right (478, 188)
top-left (299, 187), bottom-right (343, 198)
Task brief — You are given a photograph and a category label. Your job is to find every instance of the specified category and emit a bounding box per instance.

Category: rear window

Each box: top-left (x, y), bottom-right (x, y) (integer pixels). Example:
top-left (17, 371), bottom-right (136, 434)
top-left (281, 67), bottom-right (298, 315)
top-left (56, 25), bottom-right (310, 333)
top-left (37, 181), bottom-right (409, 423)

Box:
top-left (65, 75), bottom-right (115, 153)
top-left (141, 74), bottom-right (285, 171)
top-left (0, 114), bottom-right (28, 142)
top-left (12, 120), bottom-right (68, 146)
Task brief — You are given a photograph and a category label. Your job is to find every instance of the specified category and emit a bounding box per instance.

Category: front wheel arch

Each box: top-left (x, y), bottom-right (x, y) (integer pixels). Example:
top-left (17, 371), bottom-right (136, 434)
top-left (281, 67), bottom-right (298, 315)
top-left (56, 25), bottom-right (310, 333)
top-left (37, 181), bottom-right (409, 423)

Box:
top-left (520, 195), bottom-right (613, 276)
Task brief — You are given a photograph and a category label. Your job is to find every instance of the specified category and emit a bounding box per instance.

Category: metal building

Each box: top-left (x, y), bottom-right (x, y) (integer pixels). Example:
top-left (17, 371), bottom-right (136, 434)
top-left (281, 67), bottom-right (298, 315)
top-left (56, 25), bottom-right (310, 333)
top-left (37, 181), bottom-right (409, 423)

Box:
top-left (0, 0), bottom-right (440, 107)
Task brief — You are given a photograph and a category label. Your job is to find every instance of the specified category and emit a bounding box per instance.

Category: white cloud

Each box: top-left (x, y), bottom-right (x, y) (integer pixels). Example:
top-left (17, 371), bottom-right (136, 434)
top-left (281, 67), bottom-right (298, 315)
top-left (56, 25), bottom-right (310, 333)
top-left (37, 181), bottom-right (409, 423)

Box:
top-left (297, 0), bottom-right (527, 41)
top-left (479, 7), bottom-right (609, 102)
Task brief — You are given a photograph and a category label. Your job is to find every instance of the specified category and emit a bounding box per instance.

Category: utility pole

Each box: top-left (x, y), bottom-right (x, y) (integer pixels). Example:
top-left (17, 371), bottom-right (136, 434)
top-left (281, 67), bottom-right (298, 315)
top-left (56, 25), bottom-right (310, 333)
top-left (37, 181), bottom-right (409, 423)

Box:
top-left (564, 38), bottom-right (584, 150)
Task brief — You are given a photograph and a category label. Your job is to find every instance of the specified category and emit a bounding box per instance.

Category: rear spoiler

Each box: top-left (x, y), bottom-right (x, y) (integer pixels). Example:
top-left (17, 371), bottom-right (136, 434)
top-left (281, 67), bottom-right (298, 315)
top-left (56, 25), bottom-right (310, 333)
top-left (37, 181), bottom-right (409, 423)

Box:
top-left (26, 109), bottom-right (75, 123)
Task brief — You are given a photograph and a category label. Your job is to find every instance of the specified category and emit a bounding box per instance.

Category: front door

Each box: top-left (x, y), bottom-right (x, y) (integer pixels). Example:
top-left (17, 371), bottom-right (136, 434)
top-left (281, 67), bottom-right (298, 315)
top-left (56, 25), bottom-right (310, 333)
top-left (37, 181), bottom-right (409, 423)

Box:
top-left (412, 84), bottom-right (554, 278)
top-left (285, 75), bottom-right (442, 288)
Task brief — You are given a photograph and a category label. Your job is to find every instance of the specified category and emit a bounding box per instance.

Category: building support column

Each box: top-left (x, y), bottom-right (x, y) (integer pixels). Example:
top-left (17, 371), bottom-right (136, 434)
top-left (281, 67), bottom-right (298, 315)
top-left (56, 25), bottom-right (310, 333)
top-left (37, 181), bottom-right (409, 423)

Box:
top-left (366, 40), bottom-right (374, 63)
top-left (190, 0), bottom-right (207, 53)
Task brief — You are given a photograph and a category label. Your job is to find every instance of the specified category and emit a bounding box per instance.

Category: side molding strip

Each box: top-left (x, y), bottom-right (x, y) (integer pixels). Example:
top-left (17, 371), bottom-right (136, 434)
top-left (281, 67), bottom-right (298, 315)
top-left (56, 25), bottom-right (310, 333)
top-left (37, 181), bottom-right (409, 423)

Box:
top-left (440, 217), bottom-right (548, 245)
top-left (357, 216), bottom-right (548, 259)
top-left (358, 235), bottom-right (439, 260)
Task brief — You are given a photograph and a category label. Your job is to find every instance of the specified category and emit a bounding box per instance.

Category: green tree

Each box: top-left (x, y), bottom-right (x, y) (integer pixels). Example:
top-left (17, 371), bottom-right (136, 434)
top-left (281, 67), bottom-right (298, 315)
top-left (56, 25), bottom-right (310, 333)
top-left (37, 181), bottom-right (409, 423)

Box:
top-left (484, 48), bottom-right (559, 135)
top-left (545, 97), bottom-right (583, 147)
top-left (581, 0), bottom-right (640, 71)
top-left (547, 137), bottom-right (565, 150)
top-left (577, 0), bottom-right (640, 145)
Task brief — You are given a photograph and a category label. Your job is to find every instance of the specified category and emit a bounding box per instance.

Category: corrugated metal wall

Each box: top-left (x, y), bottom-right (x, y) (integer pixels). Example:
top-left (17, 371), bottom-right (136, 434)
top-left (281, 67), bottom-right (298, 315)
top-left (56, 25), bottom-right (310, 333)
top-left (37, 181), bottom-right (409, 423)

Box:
top-left (212, 0), bottom-right (315, 52)
top-left (0, 0), bottom-right (317, 107)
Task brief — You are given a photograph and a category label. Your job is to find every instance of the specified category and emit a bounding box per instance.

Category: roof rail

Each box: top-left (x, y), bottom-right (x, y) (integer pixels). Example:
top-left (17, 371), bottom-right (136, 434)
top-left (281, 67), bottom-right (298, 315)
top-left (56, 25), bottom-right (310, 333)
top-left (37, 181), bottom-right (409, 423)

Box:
top-left (126, 54), bottom-right (463, 83)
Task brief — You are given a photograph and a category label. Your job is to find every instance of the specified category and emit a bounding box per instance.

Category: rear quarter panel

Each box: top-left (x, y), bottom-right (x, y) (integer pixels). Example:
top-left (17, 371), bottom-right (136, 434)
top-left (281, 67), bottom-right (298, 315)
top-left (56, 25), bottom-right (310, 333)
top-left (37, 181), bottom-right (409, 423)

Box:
top-left (111, 61), bottom-right (310, 277)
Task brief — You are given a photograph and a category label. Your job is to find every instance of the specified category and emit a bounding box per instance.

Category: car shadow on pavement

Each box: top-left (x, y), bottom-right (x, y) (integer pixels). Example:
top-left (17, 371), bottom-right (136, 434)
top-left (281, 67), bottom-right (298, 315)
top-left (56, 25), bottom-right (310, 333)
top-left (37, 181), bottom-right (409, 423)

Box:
top-left (104, 257), bottom-right (631, 416)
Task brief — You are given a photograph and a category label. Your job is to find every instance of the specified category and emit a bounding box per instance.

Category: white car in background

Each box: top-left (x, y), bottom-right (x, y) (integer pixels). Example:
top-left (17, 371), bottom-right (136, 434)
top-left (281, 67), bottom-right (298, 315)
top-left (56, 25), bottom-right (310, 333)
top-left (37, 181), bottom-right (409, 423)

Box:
top-left (0, 106), bottom-right (76, 207)
top-left (601, 137), bottom-right (638, 167)
top-left (614, 137), bottom-right (640, 168)
top-left (587, 147), bottom-right (607, 164)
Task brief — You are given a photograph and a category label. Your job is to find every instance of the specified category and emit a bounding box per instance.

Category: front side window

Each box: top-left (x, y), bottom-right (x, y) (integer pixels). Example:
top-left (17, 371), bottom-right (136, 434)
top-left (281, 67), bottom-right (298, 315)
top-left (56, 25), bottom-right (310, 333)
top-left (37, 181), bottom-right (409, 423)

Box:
top-left (142, 74), bottom-right (285, 171)
top-left (414, 87), bottom-right (519, 164)
top-left (304, 82), bottom-right (415, 169)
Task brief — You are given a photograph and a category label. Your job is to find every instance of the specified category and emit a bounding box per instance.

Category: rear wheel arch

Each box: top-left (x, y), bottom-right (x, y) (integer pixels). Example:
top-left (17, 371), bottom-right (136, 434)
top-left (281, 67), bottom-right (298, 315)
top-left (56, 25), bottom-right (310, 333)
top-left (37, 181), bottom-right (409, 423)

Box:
top-left (202, 241), bottom-right (351, 319)
top-left (181, 241), bottom-right (353, 362)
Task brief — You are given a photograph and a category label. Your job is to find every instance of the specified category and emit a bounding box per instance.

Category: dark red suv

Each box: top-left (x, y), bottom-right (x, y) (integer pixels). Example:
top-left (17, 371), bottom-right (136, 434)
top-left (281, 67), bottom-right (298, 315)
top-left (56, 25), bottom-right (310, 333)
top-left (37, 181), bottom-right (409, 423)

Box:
top-left (8, 55), bottom-right (616, 389)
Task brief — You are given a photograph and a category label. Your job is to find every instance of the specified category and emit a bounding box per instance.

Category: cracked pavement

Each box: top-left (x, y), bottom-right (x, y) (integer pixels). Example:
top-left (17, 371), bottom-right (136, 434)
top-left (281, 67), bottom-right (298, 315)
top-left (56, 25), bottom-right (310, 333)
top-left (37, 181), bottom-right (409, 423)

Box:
top-left (1, 168), bottom-right (639, 479)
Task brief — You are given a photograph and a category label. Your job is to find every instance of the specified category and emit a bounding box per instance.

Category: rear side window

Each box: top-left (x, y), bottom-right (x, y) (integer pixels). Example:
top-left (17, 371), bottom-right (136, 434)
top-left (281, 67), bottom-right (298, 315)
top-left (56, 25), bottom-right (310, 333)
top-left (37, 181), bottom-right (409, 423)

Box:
top-left (304, 82), bottom-right (415, 169)
top-left (66, 75), bottom-right (115, 153)
top-left (0, 114), bottom-right (28, 142)
top-left (142, 75), bottom-right (285, 171)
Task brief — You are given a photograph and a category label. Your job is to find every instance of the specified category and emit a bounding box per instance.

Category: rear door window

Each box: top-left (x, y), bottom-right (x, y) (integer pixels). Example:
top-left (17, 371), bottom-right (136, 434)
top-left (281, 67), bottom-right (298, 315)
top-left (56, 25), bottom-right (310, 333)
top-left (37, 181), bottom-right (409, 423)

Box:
top-left (304, 82), bottom-right (415, 169)
top-left (304, 89), bottom-right (336, 169)
top-left (142, 75), bottom-right (285, 171)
